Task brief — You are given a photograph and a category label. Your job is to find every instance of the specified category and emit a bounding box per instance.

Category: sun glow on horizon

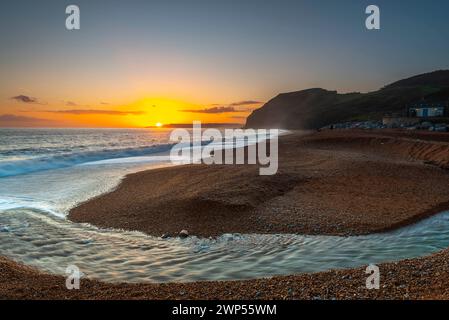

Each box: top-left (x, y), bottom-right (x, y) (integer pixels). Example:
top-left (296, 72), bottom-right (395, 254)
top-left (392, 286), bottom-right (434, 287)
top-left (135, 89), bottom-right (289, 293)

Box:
top-left (0, 96), bottom-right (256, 128)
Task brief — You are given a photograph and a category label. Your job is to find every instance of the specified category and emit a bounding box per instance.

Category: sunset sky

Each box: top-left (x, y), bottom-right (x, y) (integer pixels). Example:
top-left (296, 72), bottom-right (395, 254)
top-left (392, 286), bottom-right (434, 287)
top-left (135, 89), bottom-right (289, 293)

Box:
top-left (1, 0), bottom-right (449, 127)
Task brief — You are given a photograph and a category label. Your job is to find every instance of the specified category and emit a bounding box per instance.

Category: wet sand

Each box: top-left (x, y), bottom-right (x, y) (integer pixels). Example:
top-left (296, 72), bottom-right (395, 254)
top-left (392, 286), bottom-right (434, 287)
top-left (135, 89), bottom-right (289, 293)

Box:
top-left (3, 129), bottom-right (449, 300)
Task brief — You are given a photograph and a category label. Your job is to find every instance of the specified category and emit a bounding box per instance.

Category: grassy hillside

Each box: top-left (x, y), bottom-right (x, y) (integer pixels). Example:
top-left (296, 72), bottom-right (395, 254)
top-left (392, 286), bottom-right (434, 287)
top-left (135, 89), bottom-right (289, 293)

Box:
top-left (246, 70), bottom-right (449, 129)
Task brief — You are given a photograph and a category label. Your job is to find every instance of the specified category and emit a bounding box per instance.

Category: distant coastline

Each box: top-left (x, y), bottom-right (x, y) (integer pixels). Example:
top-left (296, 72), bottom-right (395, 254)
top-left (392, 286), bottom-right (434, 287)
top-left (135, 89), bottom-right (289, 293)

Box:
top-left (146, 123), bottom-right (242, 129)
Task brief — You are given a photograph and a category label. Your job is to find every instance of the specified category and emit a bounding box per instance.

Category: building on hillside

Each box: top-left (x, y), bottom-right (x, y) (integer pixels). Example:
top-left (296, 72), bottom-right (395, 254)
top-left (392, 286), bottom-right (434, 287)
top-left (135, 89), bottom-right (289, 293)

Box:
top-left (383, 101), bottom-right (449, 127)
top-left (408, 102), bottom-right (447, 118)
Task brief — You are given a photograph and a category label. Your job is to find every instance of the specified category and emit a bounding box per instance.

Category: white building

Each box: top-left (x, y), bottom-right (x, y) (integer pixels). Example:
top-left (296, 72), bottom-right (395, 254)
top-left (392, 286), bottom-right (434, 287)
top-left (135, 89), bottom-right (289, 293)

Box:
top-left (409, 104), bottom-right (446, 118)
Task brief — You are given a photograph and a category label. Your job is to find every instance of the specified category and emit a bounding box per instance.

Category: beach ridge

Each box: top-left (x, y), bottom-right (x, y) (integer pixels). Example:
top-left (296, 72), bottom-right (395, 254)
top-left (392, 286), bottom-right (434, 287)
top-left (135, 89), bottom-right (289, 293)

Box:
top-left (69, 130), bottom-right (449, 238)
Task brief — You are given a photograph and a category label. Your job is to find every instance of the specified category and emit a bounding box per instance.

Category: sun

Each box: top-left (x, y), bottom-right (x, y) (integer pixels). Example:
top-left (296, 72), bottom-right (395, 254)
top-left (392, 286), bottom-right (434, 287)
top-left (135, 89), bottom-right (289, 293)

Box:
top-left (155, 122), bottom-right (163, 127)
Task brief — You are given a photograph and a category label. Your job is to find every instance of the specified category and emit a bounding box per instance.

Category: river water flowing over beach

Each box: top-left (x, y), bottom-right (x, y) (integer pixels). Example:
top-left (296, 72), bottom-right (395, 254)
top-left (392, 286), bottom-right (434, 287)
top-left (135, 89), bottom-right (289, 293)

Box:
top-left (1, 128), bottom-right (449, 283)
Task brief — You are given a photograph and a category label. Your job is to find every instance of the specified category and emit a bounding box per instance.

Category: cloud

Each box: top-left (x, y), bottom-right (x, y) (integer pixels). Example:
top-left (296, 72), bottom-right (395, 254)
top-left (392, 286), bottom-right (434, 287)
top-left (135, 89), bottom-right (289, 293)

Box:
top-left (229, 100), bottom-right (262, 106)
top-left (230, 115), bottom-right (248, 120)
top-left (181, 106), bottom-right (245, 114)
top-left (0, 114), bottom-right (55, 127)
top-left (11, 95), bottom-right (39, 104)
top-left (187, 100), bottom-right (263, 114)
top-left (64, 101), bottom-right (92, 107)
top-left (45, 109), bottom-right (146, 116)
top-left (0, 114), bottom-right (46, 122)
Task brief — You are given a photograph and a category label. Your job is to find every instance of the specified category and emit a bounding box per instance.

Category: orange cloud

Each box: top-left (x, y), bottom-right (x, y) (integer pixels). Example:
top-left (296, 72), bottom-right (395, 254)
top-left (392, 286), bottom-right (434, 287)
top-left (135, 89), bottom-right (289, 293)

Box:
top-left (45, 109), bottom-right (146, 116)
top-left (181, 106), bottom-right (245, 114)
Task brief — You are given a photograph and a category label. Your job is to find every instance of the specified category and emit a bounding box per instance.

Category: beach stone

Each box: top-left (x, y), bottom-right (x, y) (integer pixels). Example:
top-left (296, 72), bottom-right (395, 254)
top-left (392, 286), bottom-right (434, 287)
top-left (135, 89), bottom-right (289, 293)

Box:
top-left (80, 239), bottom-right (92, 245)
top-left (222, 234), bottom-right (234, 241)
top-left (179, 230), bottom-right (189, 238)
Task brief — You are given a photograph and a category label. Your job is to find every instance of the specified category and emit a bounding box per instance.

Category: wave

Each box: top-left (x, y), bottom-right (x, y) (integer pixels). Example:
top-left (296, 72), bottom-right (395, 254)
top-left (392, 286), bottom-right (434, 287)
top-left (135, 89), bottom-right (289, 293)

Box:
top-left (0, 196), bottom-right (63, 218)
top-left (0, 143), bottom-right (178, 178)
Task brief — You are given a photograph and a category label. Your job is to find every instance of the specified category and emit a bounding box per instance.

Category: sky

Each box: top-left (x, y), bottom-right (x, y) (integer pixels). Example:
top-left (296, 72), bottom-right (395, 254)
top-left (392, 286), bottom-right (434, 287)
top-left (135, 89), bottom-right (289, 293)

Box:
top-left (1, 0), bottom-right (449, 127)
